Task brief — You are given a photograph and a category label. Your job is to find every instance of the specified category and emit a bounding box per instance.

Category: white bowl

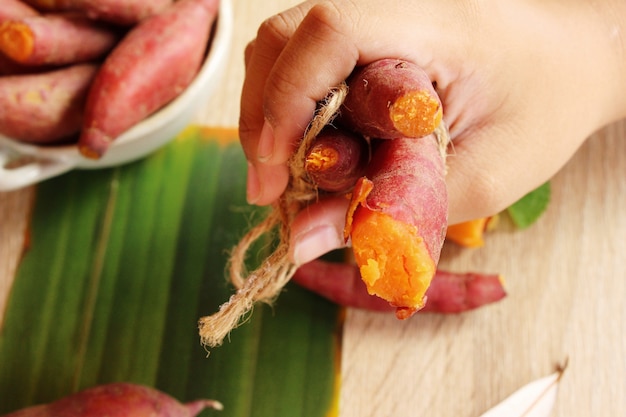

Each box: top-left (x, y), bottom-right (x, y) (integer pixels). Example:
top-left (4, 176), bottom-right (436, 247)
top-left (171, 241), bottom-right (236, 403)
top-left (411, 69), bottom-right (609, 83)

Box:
top-left (0, 0), bottom-right (233, 192)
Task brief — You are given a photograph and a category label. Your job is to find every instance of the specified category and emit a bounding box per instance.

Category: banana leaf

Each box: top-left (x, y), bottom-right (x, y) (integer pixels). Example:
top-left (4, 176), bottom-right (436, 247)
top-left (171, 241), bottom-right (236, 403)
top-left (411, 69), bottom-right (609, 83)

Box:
top-left (0, 127), bottom-right (341, 417)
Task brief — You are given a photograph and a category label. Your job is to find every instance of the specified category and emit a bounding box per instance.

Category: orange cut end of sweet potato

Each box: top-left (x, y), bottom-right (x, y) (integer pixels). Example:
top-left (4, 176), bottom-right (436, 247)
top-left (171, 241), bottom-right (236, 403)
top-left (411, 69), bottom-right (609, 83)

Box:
top-left (350, 206), bottom-right (436, 316)
top-left (445, 217), bottom-right (489, 248)
top-left (305, 147), bottom-right (339, 172)
top-left (0, 22), bottom-right (35, 63)
top-left (344, 176), bottom-right (374, 241)
top-left (390, 90), bottom-right (442, 138)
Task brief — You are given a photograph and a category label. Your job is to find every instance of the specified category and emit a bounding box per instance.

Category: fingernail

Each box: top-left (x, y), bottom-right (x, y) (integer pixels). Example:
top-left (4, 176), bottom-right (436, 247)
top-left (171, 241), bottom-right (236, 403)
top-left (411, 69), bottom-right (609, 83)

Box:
top-left (292, 225), bottom-right (343, 265)
top-left (257, 120), bottom-right (275, 162)
top-left (246, 161), bottom-right (261, 204)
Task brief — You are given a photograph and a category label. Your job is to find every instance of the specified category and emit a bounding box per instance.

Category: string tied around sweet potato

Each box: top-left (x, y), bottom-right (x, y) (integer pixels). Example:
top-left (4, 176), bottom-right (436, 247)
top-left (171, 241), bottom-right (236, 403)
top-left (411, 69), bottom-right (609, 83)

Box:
top-left (198, 83), bottom-right (349, 349)
top-left (198, 77), bottom-right (451, 348)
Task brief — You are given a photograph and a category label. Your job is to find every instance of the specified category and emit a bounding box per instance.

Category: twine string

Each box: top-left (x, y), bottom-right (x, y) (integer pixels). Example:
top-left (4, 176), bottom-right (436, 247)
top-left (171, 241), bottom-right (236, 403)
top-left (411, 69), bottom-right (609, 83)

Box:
top-left (198, 83), bottom-right (349, 348)
top-left (197, 81), bottom-right (450, 349)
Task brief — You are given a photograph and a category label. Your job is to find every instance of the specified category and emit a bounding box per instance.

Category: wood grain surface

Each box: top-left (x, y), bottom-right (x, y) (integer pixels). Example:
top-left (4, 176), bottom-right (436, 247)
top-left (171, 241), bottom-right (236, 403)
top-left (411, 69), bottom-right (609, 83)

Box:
top-left (1, 1), bottom-right (624, 416)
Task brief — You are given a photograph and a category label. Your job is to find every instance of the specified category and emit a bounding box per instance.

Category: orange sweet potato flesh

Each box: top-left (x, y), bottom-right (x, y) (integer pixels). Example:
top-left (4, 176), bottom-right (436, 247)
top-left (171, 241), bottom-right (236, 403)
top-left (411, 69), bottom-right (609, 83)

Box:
top-left (340, 59), bottom-right (442, 139)
top-left (78, 0), bottom-right (219, 159)
top-left (1, 382), bottom-right (222, 417)
top-left (345, 135), bottom-right (448, 319)
top-left (446, 218), bottom-right (489, 248)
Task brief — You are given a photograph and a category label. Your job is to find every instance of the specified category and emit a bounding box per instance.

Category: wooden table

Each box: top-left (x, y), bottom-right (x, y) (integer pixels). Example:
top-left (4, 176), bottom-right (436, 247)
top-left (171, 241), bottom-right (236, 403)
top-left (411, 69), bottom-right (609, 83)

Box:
top-left (1, 1), bottom-right (624, 416)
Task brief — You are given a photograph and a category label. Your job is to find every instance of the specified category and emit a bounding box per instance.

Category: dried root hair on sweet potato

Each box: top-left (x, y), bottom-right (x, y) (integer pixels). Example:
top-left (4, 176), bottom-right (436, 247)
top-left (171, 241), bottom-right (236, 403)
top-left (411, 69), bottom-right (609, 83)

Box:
top-left (0, 13), bottom-right (123, 66)
top-left (304, 126), bottom-right (370, 193)
top-left (340, 58), bottom-right (442, 139)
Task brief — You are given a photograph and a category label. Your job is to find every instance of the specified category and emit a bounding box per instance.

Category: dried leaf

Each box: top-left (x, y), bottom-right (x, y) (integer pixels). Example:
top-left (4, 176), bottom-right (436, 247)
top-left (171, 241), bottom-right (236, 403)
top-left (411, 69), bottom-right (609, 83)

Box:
top-left (479, 363), bottom-right (567, 417)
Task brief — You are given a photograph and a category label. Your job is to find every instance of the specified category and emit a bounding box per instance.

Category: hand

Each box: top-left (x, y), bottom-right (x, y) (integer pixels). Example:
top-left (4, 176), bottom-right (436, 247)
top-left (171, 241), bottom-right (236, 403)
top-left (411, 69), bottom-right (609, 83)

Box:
top-left (240, 0), bottom-right (626, 265)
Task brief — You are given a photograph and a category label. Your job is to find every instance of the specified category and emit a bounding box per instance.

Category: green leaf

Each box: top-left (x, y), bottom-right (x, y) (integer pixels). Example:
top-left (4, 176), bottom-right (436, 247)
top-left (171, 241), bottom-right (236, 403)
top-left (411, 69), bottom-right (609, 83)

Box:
top-left (0, 127), bottom-right (341, 417)
top-left (507, 182), bottom-right (551, 229)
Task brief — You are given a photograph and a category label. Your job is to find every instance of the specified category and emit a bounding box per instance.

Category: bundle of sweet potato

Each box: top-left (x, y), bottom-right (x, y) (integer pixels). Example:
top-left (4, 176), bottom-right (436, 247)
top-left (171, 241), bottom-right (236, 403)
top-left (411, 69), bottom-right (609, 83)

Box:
top-left (0, 0), bottom-right (219, 158)
top-left (295, 59), bottom-right (506, 319)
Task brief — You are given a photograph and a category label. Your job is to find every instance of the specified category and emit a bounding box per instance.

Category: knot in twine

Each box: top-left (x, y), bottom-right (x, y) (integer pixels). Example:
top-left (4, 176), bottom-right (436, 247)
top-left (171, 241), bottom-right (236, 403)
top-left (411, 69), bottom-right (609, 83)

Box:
top-left (198, 83), bottom-right (350, 348)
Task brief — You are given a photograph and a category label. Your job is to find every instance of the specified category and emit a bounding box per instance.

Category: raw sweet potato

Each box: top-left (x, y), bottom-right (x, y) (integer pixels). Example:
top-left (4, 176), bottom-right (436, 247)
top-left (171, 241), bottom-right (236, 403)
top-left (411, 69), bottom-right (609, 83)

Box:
top-left (293, 260), bottom-right (506, 313)
top-left (304, 126), bottom-right (369, 193)
top-left (0, 63), bottom-right (98, 144)
top-left (78, 0), bottom-right (219, 159)
top-left (344, 135), bottom-right (448, 319)
top-left (0, 0), bottom-right (39, 22)
top-left (0, 13), bottom-right (123, 66)
top-left (22, 0), bottom-right (173, 25)
top-left (0, 382), bottom-right (222, 417)
top-left (340, 59), bottom-right (442, 139)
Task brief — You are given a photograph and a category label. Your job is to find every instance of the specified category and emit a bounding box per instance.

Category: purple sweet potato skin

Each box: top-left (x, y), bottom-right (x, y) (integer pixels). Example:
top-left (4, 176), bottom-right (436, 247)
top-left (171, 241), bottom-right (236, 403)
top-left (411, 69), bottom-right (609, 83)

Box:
top-left (0, 63), bottom-right (98, 143)
top-left (340, 59), bottom-right (441, 139)
top-left (305, 126), bottom-right (369, 193)
top-left (78, 0), bottom-right (219, 158)
top-left (22, 0), bottom-right (173, 25)
top-left (0, 383), bottom-right (220, 417)
top-left (0, 13), bottom-right (123, 66)
top-left (292, 260), bottom-right (506, 313)
top-left (360, 136), bottom-right (448, 265)
top-left (0, 0), bottom-right (39, 22)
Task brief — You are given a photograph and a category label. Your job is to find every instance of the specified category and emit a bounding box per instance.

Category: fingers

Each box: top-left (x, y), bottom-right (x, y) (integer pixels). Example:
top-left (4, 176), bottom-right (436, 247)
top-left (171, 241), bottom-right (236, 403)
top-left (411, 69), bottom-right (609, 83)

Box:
top-left (240, 1), bottom-right (362, 205)
top-left (288, 195), bottom-right (349, 265)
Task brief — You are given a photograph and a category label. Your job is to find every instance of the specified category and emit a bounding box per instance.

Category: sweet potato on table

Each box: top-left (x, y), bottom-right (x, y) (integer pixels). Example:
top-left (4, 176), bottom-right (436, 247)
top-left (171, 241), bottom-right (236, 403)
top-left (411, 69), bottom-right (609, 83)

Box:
top-left (340, 59), bottom-right (442, 139)
top-left (78, 0), bottom-right (219, 159)
top-left (0, 63), bottom-right (98, 144)
top-left (1, 382), bottom-right (222, 417)
top-left (305, 126), bottom-right (369, 193)
top-left (22, 0), bottom-right (173, 25)
top-left (293, 260), bottom-right (506, 313)
top-left (0, 0), bottom-right (39, 22)
top-left (446, 218), bottom-right (490, 248)
top-left (0, 13), bottom-right (122, 66)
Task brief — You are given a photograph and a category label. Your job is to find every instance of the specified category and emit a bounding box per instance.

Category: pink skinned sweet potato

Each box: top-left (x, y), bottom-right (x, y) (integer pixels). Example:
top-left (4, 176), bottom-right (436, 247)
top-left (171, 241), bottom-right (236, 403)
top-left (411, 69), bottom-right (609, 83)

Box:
top-left (78, 0), bottom-right (219, 159)
top-left (343, 135), bottom-right (448, 319)
top-left (340, 58), bottom-right (442, 139)
top-left (0, 13), bottom-right (123, 66)
top-left (304, 126), bottom-right (369, 193)
top-left (0, 63), bottom-right (98, 144)
top-left (292, 260), bottom-right (507, 314)
top-left (0, 0), bottom-right (39, 22)
top-left (0, 382), bottom-right (222, 417)
top-left (21, 0), bottom-right (173, 25)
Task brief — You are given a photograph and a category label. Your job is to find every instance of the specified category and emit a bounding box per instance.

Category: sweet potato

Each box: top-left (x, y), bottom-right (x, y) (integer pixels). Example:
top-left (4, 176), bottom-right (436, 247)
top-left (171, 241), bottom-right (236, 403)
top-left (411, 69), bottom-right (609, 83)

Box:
top-left (0, 63), bottom-right (98, 144)
top-left (78, 0), bottom-right (219, 159)
top-left (344, 136), bottom-right (448, 319)
top-left (0, 0), bottom-right (39, 22)
top-left (0, 13), bottom-right (123, 66)
top-left (22, 0), bottom-right (173, 25)
top-left (445, 217), bottom-right (491, 248)
top-left (304, 126), bottom-right (369, 193)
top-left (293, 260), bottom-right (506, 313)
top-left (1, 382), bottom-right (222, 417)
top-left (340, 59), bottom-right (442, 139)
